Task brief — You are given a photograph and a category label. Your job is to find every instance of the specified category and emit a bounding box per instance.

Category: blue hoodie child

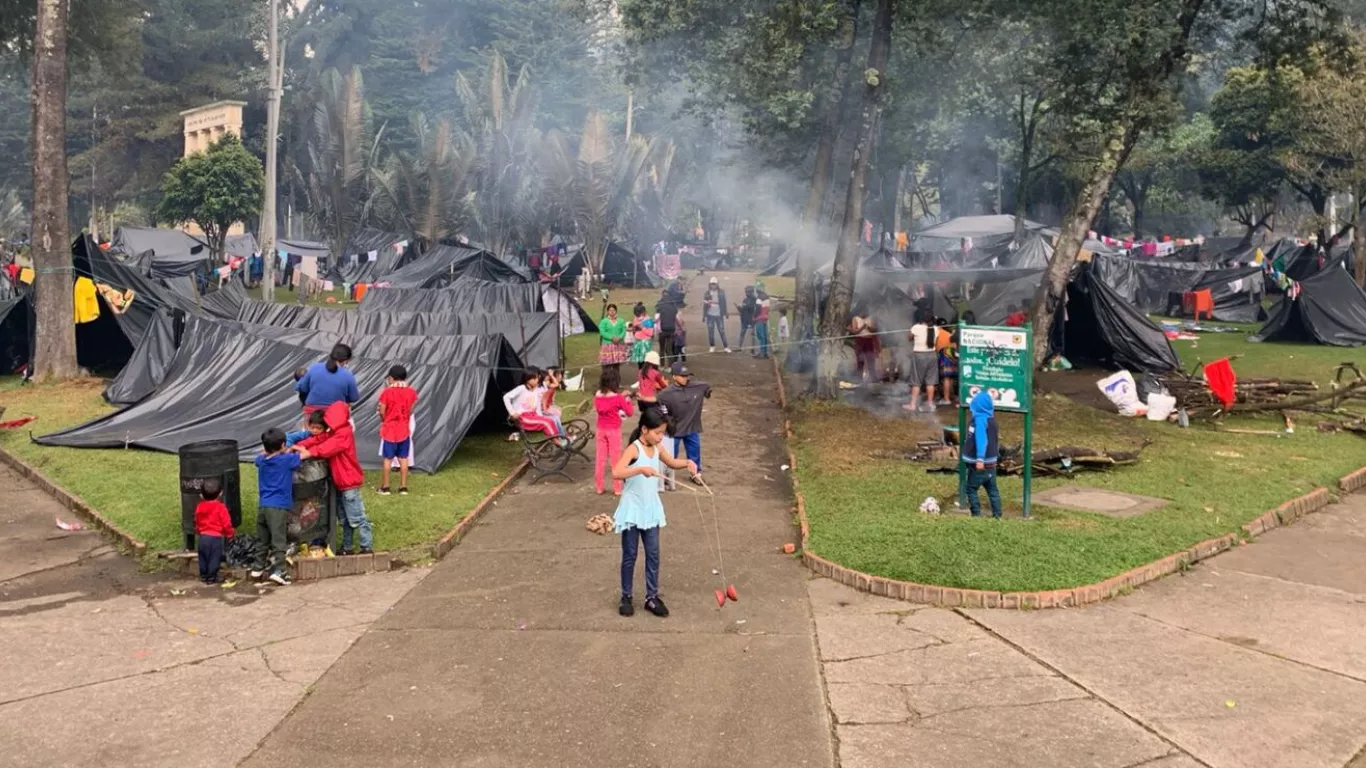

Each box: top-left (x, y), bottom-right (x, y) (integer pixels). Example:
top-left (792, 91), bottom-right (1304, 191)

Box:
top-left (962, 391), bottom-right (1002, 518)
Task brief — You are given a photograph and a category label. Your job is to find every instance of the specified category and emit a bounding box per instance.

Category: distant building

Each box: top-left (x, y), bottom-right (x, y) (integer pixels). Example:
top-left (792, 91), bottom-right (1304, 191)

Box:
top-left (179, 100), bottom-right (246, 157)
top-left (177, 100), bottom-right (249, 239)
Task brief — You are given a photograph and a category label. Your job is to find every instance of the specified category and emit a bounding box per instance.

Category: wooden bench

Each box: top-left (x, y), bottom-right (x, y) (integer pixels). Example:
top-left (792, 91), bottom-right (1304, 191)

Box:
top-left (513, 417), bottom-right (593, 484)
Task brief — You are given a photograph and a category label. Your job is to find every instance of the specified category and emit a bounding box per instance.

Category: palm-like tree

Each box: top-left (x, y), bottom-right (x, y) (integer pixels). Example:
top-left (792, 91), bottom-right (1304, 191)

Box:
top-left (0, 189), bottom-right (26, 237)
top-left (373, 112), bottom-right (477, 242)
top-left (542, 111), bottom-right (652, 277)
top-left (298, 66), bottom-right (387, 257)
top-left (457, 52), bottom-right (541, 256)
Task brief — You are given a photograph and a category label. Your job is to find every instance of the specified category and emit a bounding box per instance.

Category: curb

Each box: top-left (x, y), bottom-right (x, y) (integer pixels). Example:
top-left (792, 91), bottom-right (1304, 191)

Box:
top-left (296, 552), bottom-right (392, 581)
top-left (431, 458), bottom-right (531, 559)
top-left (0, 444), bottom-right (148, 554)
top-left (771, 356), bottom-right (1346, 608)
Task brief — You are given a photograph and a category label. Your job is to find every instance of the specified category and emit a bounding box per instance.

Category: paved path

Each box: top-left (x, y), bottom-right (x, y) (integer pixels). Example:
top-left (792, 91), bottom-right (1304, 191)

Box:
top-left (243, 275), bottom-right (835, 768)
top-left (812, 493), bottom-right (1366, 768)
top-left (0, 463), bottom-right (425, 768)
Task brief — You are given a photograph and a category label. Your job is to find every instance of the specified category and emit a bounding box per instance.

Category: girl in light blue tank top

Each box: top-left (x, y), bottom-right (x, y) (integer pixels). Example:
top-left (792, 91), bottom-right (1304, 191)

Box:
top-left (612, 408), bottom-right (698, 618)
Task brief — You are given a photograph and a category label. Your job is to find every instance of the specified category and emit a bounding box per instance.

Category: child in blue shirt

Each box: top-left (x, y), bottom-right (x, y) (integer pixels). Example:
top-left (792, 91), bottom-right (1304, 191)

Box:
top-left (253, 427), bottom-right (302, 584)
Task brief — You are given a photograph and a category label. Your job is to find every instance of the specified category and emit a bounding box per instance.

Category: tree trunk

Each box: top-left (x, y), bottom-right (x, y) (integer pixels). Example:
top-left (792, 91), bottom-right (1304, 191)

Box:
top-left (1029, 125), bottom-right (1132, 368)
top-left (1131, 194), bottom-right (1146, 239)
top-left (1353, 208), bottom-right (1366, 288)
top-left (29, 0), bottom-right (76, 381)
top-left (796, 0), bottom-right (862, 341)
top-left (814, 0), bottom-right (892, 399)
top-left (892, 164), bottom-right (907, 236)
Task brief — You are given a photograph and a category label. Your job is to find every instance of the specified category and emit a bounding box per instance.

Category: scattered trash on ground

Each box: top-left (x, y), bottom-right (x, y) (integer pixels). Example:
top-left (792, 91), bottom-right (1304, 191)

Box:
top-left (585, 514), bottom-right (613, 535)
top-left (54, 517), bottom-right (85, 531)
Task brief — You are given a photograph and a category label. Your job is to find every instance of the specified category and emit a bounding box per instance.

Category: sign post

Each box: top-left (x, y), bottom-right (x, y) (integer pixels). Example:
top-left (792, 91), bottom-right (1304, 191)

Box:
top-left (957, 325), bottom-right (1033, 517)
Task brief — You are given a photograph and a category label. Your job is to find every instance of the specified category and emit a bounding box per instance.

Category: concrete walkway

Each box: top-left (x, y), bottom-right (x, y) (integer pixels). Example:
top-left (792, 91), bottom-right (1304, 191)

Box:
top-left (0, 463), bottom-right (425, 768)
top-left (812, 493), bottom-right (1366, 768)
top-left (243, 280), bottom-right (835, 768)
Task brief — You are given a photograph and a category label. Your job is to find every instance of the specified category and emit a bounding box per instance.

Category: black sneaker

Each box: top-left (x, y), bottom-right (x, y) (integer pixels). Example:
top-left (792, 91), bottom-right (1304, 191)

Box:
top-left (619, 595), bottom-right (634, 616)
top-left (644, 597), bottom-right (669, 617)
top-left (249, 568), bottom-right (266, 580)
top-left (359, 547), bottom-right (374, 555)
top-left (398, 487), bottom-right (409, 496)
top-left (377, 486), bottom-right (391, 496)
top-left (268, 570), bottom-right (291, 586)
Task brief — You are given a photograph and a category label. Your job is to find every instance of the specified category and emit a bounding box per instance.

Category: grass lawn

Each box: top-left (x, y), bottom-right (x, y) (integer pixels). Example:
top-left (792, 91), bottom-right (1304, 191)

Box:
top-left (789, 327), bottom-right (1366, 593)
top-left (0, 376), bottom-right (521, 564)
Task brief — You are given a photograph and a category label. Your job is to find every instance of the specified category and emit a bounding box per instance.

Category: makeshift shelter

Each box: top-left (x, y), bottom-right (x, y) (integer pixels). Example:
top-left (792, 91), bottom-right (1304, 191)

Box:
top-left (552, 242), bottom-right (659, 288)
top-left (908, 215), bottom-right (1055, 254)
top-left (111, 227), bottom-right (213, 279)
top-left (235, 299), bottom-right (562, 369)
top-left (382, 244), bottom-right (530, 288)
top-left (41, 316), bottom-right (523, 472)
top-left (223, 233), bottom-right (259, 260)
top-left (0, 293), bottom-right (30, 374)
top-left (1253, 263), bottom-right (1366, 346)
top-left (1049, 262), bottom-right (1180, 373)
top-left (759, 246), bottom-right (800, 277)
top-left (1092, 254), bottom-right (1265, 323)
top-left (328, 228), bottom-right (414, 284)
top-left (359, 277), bottom-right (596, 333)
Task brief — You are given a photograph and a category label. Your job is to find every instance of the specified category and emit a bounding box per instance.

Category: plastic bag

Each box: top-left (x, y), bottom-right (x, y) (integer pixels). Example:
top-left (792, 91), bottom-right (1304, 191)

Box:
top-left (1098, 371), bottom-right (1147, 417)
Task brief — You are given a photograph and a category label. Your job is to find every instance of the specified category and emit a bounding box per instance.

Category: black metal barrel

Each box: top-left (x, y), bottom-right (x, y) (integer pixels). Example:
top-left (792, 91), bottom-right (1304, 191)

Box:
top-left (178, 439), bottom-right (242, 549)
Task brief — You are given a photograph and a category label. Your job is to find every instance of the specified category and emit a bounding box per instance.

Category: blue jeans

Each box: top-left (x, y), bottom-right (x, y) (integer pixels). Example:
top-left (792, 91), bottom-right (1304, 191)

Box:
top-left (339, 488), bottom-right (374, 550)
top-left (706, 316), bottom-right (728, 348)
top-left (755, 321), bottom-right (770, 357)
top-left (966, 467), bottom-right (1002, 518)
top-left (620, 526), bottom-right (660, 600)
top-left (672, 432), bottom-right (702, 472)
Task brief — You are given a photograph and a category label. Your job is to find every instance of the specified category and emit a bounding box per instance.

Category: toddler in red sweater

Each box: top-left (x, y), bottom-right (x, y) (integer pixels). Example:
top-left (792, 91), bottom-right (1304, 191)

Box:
top-left (195, 477), bottom-right (234, 584)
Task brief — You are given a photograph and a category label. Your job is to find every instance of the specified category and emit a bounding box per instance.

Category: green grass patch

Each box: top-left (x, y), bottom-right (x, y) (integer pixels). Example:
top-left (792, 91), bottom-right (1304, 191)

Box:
top-left (791, 332), bottom-right (1366, 593)
top-left (0, 376), bottom-right (521, 563)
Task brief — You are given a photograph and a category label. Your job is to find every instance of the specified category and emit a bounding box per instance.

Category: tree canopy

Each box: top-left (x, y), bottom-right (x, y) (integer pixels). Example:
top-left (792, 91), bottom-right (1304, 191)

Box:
top-left (156, 134), bottom-right (264, 259)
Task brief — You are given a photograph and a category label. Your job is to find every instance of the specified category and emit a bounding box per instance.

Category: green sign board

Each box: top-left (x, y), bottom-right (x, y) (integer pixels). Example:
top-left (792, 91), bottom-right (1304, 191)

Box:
top-left (957, 325), bottom-right (1034, 517)
top-left (958, 326), bottom-right (1033, 413)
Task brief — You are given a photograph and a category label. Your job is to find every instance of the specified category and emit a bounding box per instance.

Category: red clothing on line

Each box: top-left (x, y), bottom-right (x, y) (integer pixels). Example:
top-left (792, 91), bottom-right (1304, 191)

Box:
top-left (194, 499), bottom-right (234, 538)
top-left (1004, 312), bottom-right (1028, 328)
top-left (378, 385), bottom-right (419, 442)
top-left (1205, 358), bottom-right (1237, 409)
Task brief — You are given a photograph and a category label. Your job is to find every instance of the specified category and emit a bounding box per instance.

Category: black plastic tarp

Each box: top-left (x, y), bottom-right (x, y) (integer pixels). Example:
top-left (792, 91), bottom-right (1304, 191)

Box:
top-left (1092, 255), bottom-right (1264, 323)
top-left (236, 299), bottom-right (562, 369)
top-left (1050, 263), bottom-right (1180, 372)
top-left (969, 274), bottom-right (1044, 326)
top-left (329, 228), bottom-right (413, 284)
top-left (224, 233), bottom-right (260, 259)
top-left (278, 238), bottom-right (330, 261)
top-left (1254, 264), bottom-right (1366, 346)
top-left (760, 246), bottom-right (799, 277)
top-left (359, 277), bottom-right (597, 332)
top-left (0, 293), bottom-right (31, 374)
top-left (383, 244), bottom-right (530, 288)
top-left (909, 215), bottom-right (1055, 253)
top-left (39, 317), bottom-right (522, 472)
top-left (103, 309), bottom-right (179, 404)
top-left (112, 227), bottom-right (213, 279)
top-left (553, 242), bottom-right (660, 288)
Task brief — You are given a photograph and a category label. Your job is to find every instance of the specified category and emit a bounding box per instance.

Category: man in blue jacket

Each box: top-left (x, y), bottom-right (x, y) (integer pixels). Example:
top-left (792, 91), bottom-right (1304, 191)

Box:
top-left (962, 391), bottom-right (1002, 518)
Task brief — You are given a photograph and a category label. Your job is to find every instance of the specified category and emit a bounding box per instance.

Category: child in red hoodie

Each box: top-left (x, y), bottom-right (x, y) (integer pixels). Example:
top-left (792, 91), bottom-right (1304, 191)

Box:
top-left (195, 477), bottom-right (234, 584)
top-left (294, 402), bottom-right (374, 554)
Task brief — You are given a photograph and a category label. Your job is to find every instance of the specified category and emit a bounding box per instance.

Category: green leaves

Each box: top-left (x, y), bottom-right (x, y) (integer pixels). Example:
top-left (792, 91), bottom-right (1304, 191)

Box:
top-left (155, 134), bottom-right (263, 256)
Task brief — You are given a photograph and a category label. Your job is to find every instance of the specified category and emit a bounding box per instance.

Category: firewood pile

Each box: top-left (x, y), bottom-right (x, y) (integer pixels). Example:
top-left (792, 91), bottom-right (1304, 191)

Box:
top-left (1159, 375), bottom-right (1318, 410)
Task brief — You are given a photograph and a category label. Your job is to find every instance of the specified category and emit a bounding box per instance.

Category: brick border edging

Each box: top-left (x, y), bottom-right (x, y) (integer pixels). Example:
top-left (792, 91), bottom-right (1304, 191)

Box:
top-left (771, 355), bottom-right (1346, 608)
top-left (431, 458), bottom-right (530, 560)
top-left (0, 443), bottom-right (148, 555)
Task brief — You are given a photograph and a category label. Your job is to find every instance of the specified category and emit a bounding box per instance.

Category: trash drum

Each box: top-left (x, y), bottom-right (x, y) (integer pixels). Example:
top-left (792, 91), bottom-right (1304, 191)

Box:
top-left (290, 458), bottom-right (336, 547)
top-left (178, 439), bottom-right (242, 549)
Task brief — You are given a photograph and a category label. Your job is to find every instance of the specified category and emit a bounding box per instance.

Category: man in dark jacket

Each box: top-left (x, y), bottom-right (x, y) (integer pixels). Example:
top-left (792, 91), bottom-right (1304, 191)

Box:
top-left (702, 276), bottom-right (730, 353)
top-left (656, 291), bottom-right (680, 365)
top-left (736, 285), bottom-right (757, 351)
top-left (961, 391), bottom-right (1002, 518)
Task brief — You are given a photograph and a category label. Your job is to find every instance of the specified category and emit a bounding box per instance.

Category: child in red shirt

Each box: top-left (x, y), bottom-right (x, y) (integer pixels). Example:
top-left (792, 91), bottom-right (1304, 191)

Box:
top-left (593, 366), bottom-right (635, 495)
top-left (194, 477), bottom-right (234, 584)
top-left (377, 364), bottom-right (419, 496)
top-left (294, 402), bottom-right (373, 554)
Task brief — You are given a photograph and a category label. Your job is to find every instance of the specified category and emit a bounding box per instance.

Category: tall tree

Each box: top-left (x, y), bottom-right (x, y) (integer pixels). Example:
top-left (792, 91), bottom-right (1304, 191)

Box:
top-left (29, 0), bottom-right (76, 380)
top-left (815, 0), bottom-right (893, 397)
top-left (457, 52), bottom-right (541, 255)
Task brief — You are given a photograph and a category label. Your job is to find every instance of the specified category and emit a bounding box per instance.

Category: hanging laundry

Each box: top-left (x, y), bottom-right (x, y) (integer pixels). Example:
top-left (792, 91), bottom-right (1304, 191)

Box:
top-left (73, 277), bottom-right (100, 324)
top-left (895, 232), bottom-right (909, 250)
top-left (862, 221), bottom-right (873, 243)
top-left (367, 251), bottom-right (378, 262)
top-left (1204, 358), bottom-right (1237, 409)
top-left (95, 283), bottom-right (134, 314)
top-left (19, 267), bottom-right (34, 284)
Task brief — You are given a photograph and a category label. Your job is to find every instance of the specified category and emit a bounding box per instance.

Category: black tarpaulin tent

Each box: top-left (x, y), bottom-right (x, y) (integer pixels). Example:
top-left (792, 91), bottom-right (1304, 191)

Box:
top-left (1050, 262), bottom-right (1180, 373)
top-left (1253, 263), bottom-right (1366, 346)
top-left (111, 227), bottom-right (213, 279)
top-left (359, 276), bottom-right (597, 332)
top-left (278, 238), bottom-right (330, 261)
top-left (382, 244), bottom-right (531, 288)
top-left (909, 215), bottom-right (1056, 254)
top-left (236, 299), bottom-right (562, 368)
top-left (759, 245), bottom-right (799, 277)
top-left (0, 293), bottom-right (30, 374)
top-left (1092, 255), bottom-right (1265, 323)
top-left (328, 228), bottom-right (413, 284)
top-left (224, 233), bottom-right (259, 259)
top-left (40, 316), bottom-right (523, 472)
top-left (552, 241), bottom-right (660, 288)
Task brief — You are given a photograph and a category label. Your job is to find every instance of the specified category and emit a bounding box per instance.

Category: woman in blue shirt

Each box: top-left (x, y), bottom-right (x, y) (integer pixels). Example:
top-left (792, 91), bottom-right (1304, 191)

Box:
top-left (296, 343), bottom-right (360, 414)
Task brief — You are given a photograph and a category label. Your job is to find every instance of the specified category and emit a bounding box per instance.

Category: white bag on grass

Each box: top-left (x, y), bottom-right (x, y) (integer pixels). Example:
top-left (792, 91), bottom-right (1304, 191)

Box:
top-left (1097, 371), bottom-right (1147, 417)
